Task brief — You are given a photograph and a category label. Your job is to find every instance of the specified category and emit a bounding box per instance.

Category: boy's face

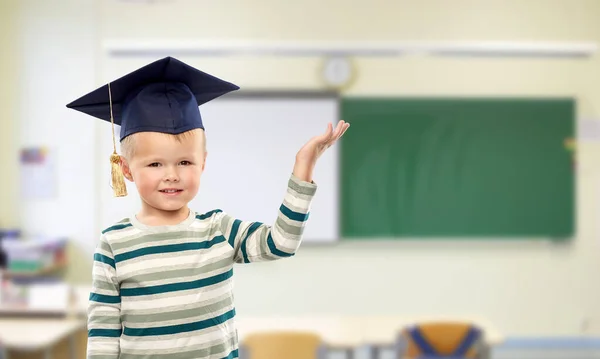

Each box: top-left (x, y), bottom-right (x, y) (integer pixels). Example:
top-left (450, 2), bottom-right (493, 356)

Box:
top-left (120, 131), bottom-right (206, 214)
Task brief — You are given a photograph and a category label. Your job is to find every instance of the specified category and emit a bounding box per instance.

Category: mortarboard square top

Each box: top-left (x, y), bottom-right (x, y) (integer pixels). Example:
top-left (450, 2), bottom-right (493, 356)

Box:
top-left (66, 56), bottom-right (240, 141)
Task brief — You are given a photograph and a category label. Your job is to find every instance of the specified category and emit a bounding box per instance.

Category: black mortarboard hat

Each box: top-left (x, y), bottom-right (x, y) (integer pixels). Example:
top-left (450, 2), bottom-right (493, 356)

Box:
top-left (66, 56), bottom-right (239, 140)
top-left (66, 56), bottom-right (239, 197)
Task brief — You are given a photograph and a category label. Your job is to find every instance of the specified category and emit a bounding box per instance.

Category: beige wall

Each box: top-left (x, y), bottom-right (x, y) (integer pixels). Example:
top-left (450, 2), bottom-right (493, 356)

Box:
top-left (0, 0), bottom-right (19, 228)
top-left (101, 0), bottom-right (600, 41)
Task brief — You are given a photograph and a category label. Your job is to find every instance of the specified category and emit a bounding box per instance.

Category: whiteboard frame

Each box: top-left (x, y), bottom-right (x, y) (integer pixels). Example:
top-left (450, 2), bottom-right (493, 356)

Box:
top-left (103, 39), bottom-right (599, 58)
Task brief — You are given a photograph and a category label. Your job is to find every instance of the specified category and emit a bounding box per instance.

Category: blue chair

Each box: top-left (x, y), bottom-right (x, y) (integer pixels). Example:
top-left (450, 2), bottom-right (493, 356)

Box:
top-left (396, 322), bottom-right (488, 359)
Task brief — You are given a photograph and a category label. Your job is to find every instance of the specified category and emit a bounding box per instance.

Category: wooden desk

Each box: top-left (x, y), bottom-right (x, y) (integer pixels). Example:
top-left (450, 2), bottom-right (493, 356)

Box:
top-left (0, 318), bottom-right (86, 359)
top-left (236, 316), bottom-right (364, 358)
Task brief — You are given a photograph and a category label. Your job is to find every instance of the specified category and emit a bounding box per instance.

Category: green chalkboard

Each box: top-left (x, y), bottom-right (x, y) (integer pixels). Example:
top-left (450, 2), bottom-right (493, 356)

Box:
top-left (340, 97), bottom-right (575, 239)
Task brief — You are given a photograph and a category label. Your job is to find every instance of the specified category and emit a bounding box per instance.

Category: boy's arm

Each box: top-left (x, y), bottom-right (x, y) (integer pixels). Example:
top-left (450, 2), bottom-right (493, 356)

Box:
top-left (220, 120), bottom-right (349, 263)
top-left (87, 235), bottom-right (122, 359)
top-left (220, 173), bottom-right (317, 263)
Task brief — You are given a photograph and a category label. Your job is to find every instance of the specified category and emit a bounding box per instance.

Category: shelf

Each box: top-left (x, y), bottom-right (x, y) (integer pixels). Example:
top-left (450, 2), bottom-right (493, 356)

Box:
top-left (0, 305), bottom-right (68, 318)
top-left (1, 259), bottom-right (67, 279)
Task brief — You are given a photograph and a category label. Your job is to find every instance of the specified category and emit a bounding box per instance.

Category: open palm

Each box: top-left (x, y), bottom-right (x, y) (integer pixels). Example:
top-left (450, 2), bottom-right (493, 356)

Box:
top-left (296, 120), bottom-right (350, 164)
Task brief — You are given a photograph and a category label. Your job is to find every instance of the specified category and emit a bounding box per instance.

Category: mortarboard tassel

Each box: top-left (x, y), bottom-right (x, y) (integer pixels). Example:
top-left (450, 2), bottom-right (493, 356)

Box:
top-left (108, 83), bottom-right (128, 197)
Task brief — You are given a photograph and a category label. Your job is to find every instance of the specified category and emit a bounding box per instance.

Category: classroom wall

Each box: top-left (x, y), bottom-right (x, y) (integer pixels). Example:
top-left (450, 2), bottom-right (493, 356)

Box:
top-left (15, 0), bottom-right (99, 282)
top-left (6, 0), bottom-right (600, 337)
top-left (0, 0), bottom-right (19, 228)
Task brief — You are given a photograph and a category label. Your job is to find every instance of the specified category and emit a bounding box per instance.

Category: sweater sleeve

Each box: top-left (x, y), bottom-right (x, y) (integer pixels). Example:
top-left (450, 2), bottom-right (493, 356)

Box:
top-left (87, 234), bottom-right (122, 359)
top-left (219, 173), bottom-right (317, 263)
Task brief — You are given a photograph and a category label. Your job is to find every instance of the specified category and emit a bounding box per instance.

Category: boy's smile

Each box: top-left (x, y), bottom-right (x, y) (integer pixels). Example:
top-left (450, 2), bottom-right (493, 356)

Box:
top-left (159, 188), bottom-right (184, 195)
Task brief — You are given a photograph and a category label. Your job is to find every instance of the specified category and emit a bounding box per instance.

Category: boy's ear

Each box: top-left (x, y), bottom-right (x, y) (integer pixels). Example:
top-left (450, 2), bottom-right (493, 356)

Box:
top-left (201, 151), bottom-right (207, 172)
top-left (120, 156), bottom-right (134, 182)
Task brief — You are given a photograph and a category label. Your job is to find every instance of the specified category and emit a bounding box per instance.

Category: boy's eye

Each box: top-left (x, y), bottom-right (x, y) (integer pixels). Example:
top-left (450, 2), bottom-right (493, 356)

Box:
top-left (148, 162), bottom-right (161, 167)
top-left (179, 161), bottom-right (192, 166)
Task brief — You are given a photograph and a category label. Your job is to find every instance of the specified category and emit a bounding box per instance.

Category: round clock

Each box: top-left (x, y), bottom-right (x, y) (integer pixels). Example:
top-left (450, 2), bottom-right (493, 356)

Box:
top-left (320, 56), bottom-right (356, 91)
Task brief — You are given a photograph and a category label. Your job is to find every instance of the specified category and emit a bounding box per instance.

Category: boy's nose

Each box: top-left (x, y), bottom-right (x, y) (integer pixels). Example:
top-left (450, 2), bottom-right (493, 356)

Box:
top-left (164, 170), bottom-right (180, 182)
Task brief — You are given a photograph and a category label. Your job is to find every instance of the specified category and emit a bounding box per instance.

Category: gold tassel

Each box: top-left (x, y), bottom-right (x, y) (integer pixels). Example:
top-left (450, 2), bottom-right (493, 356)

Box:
top-left (108, 82), bottom-right (127, 197)
top-left (110, 151), bottom-right (127, 197)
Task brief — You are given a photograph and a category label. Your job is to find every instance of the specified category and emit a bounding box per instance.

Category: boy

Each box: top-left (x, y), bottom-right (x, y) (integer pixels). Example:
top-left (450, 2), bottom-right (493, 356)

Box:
top-left (66, 56), bottom-right (349, 359)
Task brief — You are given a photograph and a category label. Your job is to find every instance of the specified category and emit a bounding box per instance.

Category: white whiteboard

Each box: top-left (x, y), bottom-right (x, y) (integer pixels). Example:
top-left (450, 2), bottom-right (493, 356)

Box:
top-left (96, 94), bottom-right (339, 244)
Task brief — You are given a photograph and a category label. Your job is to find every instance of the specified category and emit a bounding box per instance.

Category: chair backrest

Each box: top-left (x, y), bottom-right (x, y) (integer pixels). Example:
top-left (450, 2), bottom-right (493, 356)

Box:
top-left (241, 331), bottom-right (324, 359)
top-left (399, 321), bottom-right (483, 358)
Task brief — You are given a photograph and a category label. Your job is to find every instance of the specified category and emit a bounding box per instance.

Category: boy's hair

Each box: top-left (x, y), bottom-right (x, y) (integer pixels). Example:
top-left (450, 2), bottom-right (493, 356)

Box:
top-left (120, 128), bottom-right (207, 160)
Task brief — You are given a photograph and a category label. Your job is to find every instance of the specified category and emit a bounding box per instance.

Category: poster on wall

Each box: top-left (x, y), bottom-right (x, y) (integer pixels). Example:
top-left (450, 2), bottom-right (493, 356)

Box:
top-left (20, 146), bottom-right (57, 199)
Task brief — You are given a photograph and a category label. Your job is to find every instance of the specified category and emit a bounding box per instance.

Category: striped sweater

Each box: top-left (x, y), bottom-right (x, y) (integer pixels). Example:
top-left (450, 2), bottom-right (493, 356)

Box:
top-left (87, 174), bottom-right (317, 359)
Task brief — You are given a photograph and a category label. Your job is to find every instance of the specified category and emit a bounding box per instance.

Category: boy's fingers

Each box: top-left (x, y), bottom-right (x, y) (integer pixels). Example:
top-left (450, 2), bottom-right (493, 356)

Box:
top-left (315, 121), bottom-right (346, 147)
top-left (324, 123), bottom-right (334, 138)
top-left (331, 122), bottom-right (347, 143)
top-left (326, 122), bottom-right (343, 143)
top-left (334, 121), bottom-right (344, 134)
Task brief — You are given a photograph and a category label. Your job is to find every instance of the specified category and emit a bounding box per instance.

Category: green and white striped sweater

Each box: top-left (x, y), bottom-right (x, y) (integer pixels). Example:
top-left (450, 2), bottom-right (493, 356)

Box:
top-left (87, 174), bottom-right (317, 359)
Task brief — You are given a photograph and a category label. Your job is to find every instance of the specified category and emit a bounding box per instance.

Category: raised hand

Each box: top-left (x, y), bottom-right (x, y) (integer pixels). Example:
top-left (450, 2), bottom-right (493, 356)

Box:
top-left (293, 120), bottom-right (350, 182)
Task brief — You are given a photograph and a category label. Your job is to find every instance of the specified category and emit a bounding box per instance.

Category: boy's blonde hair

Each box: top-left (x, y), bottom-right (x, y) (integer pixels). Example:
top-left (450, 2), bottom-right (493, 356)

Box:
top-left (120, 128), bottom-right (207, 160)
